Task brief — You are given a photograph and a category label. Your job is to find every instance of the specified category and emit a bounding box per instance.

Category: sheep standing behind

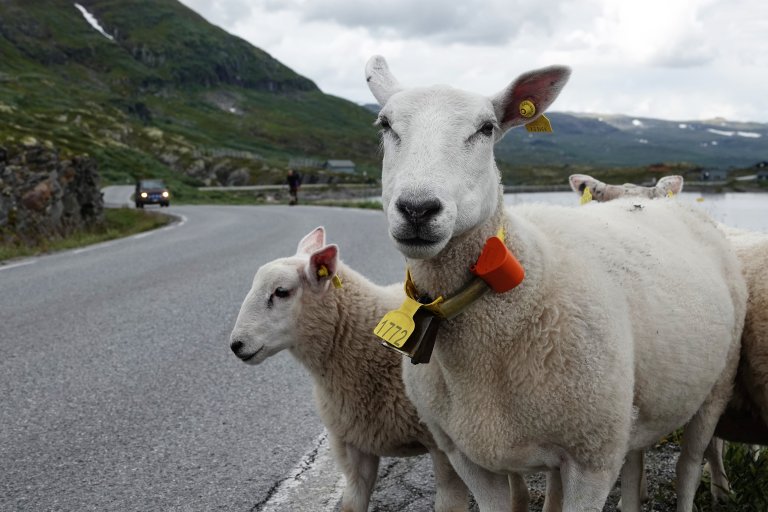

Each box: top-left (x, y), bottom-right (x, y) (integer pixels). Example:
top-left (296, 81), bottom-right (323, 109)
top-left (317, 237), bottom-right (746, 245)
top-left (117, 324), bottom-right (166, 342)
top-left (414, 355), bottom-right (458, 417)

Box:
top-left (568, 174), bottom-right (684, 201)
top-left (229, 227), bottom-right (468, 512)
top-left (569, 174), bottom-right (768, 504)
top-left (366, 55), bottom-right (746, 512)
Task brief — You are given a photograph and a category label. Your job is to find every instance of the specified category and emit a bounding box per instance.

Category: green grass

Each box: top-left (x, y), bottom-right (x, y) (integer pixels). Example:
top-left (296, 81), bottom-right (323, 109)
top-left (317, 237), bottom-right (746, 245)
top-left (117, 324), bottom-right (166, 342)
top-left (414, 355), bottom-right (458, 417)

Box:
top-left (695, 443), bottom-right (768, 511)
top-left (0, 208), bottom-right (171, 262)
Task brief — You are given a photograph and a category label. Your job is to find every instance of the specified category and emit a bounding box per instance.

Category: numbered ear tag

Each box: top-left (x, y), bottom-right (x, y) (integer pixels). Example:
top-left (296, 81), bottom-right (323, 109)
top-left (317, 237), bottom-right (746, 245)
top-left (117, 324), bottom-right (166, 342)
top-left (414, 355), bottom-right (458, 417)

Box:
top-left (374, 298), bottom-right (443, 364)
top-left (525, 114), bottom-right (553, 133)
top-left (666, 190), bottom-right (675, 198)
top-left (374, 296), bottom-right (422, 348)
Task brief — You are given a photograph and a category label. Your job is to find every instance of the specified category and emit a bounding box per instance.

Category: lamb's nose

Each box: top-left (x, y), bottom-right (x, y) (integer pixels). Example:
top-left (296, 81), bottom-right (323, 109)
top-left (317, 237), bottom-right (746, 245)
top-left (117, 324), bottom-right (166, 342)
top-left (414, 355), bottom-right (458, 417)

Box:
top-left (396, 197), bottom-right (442, 225)
top-left (230, 339), bottom-right (244, 354)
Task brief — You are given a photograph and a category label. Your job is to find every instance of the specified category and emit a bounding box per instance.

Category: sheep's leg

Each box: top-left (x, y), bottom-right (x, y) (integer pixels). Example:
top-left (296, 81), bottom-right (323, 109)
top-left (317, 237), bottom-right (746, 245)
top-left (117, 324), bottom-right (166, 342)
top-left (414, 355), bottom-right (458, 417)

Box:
top-left (617, 450), bottom-right (649, 511)
top-left (542, 470), bottom-right (563, 512)
top-left (704, 437), bottom-right (730, 504)
top-left (617, 450), bottom-right (644, 512)
top-left (558, 458), bottom-right (617, 512)
top-left (508, 473), bottom-right (530, 512)
top-left (676, 385), bottom-right (734, 512)
top-left (428, 448), bottom-right (470, 512)
top-left (444, 449), bottom-right (515, 512)
top-left (329, 434), bottom-right (380, 512)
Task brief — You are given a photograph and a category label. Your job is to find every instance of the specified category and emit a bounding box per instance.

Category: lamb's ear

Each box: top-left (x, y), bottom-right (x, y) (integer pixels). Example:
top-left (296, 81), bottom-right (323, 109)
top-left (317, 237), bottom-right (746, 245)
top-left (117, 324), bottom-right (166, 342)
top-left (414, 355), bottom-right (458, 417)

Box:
top-left (656, 176), bottom-right (684, 195)
top-left (569, 174), bottom-right (599, 194)
top-left (306, 244), bottom-right (339, 288)
top-left (297, 226), bottom-right (326, 255)
top-left (492, 65), bottom-right (571, 134)
top-left (365, 55), bottom-right (403, 106)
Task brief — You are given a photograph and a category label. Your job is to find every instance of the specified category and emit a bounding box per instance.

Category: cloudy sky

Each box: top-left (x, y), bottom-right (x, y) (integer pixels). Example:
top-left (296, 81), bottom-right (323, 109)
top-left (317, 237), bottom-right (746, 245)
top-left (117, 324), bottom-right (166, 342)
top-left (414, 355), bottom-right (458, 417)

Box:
top-left (178, 0), bottom-right (768, 123)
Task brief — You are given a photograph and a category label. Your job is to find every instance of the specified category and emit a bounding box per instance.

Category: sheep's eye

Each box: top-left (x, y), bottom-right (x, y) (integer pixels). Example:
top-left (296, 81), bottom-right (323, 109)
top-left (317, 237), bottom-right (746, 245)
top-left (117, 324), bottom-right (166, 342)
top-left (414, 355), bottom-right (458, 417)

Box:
top-left (478, 122), bottom-right (494, 137)
top-left (378, 116), bottom-right (391, 130)
top-left (274, 287), bottom-right (291, 298)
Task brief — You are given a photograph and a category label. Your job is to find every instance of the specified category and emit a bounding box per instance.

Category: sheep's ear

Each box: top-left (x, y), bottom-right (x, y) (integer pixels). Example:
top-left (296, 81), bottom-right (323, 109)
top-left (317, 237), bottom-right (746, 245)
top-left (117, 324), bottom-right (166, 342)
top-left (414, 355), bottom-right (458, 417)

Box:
top-left (657, 176), bottom-right (684, 195)
top-left (297, 226), bottom-right (326, 255)
top-left (492, 65), bottom-right (571, 134)
top-left (365, 55), bottom-right (403, 106)
top-left (569, 174), bottom-right (599, 194)
top-left (306, 245), bottom-right (339, 288)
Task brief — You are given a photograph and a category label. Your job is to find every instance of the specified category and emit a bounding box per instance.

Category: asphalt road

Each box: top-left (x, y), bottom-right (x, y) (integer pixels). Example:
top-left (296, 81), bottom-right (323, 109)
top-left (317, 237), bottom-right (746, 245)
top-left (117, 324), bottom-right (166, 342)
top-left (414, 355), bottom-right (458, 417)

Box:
top-left (0, 203), bottom-right (433, 511)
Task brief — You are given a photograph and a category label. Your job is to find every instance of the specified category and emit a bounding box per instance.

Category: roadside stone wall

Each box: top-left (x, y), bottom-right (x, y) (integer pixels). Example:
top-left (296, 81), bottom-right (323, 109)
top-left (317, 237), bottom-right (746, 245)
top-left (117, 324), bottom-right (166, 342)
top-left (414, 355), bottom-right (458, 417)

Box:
top-left (0, 142), bottom-right (104, 245)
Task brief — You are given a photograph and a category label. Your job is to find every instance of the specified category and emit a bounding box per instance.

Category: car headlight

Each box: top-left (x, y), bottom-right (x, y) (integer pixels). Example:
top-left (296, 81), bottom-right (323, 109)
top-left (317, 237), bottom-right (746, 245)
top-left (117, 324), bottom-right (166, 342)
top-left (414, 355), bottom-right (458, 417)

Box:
top-left (162, 191), bottom-right (169, 198)
top-left (140, 192), bottom-right (148, 198)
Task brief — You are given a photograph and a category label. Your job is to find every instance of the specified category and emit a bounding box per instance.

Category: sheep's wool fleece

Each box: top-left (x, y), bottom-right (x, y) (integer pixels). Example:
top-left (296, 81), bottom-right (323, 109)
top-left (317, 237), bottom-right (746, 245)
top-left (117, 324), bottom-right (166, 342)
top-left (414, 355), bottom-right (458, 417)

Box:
top-left (403, 197), bottom-right (746, 473)
top-left (292, 265), bottom-right (437, 457)
top-left (719, 226), bottom-right (768, 430)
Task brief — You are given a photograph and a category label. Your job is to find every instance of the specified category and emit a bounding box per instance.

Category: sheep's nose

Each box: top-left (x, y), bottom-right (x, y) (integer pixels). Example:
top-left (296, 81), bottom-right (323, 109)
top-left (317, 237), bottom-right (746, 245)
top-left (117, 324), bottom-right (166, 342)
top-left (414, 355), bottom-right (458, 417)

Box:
top-left (396, 197), bottom-right (442, 225)
top-left (230, 339), bottom-right (244, 354)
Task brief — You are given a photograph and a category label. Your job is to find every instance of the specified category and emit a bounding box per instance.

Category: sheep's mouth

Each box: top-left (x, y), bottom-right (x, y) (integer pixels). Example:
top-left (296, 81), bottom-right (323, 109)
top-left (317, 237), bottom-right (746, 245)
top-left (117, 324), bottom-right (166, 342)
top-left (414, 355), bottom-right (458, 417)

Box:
top-left (394, 236), bottom-right (440, 247)
top-left (240, 346), bottom-right (264, 362)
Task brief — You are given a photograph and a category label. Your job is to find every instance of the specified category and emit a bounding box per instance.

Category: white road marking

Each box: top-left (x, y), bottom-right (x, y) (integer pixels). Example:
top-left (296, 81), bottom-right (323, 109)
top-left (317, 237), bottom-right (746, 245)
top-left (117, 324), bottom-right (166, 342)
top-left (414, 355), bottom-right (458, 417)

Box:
top-left (258, 430), bottom-right (344, 512)
top-left (0, 259), bottom-right (37, 272)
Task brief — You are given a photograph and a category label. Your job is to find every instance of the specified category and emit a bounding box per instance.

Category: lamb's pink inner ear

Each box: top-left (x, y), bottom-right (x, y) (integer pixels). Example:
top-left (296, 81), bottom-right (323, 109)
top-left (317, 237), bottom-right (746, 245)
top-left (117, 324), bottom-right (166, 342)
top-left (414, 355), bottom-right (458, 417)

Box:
top-left (658, 176), bottom-right (684, 195)
top-left (308, 245), bottom-right (338, 283)
top-left (494, 66), bottom-right (571, 130)
top-left (297, 227), bottom-right (326, 255)
top-left (569, 174), bottom-right (594, 194)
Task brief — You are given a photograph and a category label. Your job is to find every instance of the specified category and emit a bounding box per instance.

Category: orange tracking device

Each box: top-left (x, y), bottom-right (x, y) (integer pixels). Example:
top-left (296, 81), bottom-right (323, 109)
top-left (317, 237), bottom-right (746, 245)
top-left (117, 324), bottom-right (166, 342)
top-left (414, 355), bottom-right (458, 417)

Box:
top-left (470, 236), bottom-right (525, 293)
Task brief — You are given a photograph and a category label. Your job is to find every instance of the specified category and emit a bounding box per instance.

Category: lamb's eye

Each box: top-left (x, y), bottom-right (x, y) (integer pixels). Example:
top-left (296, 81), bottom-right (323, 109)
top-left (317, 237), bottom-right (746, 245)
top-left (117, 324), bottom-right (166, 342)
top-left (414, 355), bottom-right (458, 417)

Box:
top-left (478, 122), bottom-right (494, 137)
top-left (274, 287), bottom-right (291, 299)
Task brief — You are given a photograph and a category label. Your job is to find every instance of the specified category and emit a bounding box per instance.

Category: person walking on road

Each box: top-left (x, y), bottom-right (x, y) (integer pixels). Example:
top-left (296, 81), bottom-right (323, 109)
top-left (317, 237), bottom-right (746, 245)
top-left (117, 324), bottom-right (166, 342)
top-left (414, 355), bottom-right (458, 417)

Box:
top-left (287, 169), bottom-right (302, 205)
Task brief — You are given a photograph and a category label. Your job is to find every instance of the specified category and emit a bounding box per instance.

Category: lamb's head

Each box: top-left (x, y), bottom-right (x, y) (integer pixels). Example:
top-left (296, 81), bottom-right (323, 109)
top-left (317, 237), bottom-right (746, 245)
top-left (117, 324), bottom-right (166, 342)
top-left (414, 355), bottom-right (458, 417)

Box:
top-left (366, 55), bottom-right (570, 259)
top-left (229, 227), bottom-right (339, 365)
top-left (568, 174), bottom-right (684, 202)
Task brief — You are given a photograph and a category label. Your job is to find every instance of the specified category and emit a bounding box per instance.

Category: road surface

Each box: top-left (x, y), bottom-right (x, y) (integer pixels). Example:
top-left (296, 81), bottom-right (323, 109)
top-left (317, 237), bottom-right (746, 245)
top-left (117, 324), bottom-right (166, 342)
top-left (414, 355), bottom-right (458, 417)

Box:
top-left (0, 204), bottom-right (459, 511)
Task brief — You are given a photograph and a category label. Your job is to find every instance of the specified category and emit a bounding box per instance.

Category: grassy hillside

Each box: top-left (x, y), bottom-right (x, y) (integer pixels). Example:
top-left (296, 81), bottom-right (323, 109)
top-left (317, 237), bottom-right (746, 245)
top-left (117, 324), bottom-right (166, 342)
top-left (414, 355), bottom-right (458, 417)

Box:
top-left (0, 0), bottom-right (380, 197)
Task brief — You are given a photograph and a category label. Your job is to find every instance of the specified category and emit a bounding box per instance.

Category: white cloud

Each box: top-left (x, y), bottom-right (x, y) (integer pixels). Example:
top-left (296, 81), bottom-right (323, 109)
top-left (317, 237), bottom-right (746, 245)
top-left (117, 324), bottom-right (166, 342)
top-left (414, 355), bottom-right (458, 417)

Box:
top-left (177, 0), bottom-right (768, 122)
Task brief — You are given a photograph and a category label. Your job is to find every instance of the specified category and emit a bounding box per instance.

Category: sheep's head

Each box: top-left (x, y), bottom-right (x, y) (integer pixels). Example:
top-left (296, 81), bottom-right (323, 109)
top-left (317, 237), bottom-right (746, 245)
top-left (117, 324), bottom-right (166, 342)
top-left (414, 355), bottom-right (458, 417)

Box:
top-left (229, 227), bottom-right (339, 365)
top-left (366, 55), bottom-right (570, 259)
top-left (568, 174), bottom-right (684, 202)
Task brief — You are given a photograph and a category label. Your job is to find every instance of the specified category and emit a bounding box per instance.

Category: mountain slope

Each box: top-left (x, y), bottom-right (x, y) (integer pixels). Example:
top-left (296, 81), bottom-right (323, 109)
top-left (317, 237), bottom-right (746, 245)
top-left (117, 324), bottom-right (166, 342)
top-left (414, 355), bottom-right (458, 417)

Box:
top-left (0, 0), bottom-right (379, 194)
top-left (497, 112), bottom-right (768, 169)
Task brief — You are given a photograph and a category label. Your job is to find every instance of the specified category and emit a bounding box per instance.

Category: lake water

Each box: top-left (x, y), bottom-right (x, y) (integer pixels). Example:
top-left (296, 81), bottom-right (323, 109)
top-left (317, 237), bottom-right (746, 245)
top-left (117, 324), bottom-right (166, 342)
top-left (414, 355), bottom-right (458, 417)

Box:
top-left (504, 192), bottom-right (768, 233)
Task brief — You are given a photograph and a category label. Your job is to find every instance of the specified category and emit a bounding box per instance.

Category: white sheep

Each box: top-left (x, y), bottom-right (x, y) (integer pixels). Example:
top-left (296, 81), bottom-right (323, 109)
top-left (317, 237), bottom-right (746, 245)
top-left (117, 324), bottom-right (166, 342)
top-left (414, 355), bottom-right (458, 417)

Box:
top-left (365, 55), bottom-right (747, 512)
top-left (229, 226), bottom-right (469, 512)
top-left (568, 174), bottom-right (684, 201)
top-left (568, 174), bottom-right (768, 504)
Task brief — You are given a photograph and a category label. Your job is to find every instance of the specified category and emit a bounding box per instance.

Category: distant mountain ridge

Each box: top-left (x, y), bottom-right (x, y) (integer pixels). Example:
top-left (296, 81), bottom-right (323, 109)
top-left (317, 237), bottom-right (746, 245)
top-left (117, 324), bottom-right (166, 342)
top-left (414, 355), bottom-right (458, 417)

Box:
top-left (0, 0), bottom-right (379, 192)
top-left (499, 112), bottom-right (767, 168)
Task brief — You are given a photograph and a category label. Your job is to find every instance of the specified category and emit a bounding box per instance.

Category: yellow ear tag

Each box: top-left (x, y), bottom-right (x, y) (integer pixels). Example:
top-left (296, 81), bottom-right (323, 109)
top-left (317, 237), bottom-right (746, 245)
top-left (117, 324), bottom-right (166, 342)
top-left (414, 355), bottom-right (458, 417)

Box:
top-left (666, 190), bottom-right (675, 198)
top-left (525, 114), bottom-right (553, 133)
top-left (317, 265), bottom-right (343, 288)
top-left (696, 197), bottom-right (705, 202)
top-left (373, 297), bottom-right (421, 348)
top-left (580, 186), bottom-right (593, 205)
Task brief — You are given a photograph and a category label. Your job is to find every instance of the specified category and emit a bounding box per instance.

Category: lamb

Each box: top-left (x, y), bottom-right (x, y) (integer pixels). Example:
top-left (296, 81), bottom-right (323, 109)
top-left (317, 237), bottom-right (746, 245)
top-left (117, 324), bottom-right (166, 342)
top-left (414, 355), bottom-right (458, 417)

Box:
top-left (365, 55), bottom-right (747, 512)
top-left (228, 226), bottom-right (469, 512)
top-left (568, 174), bottom-right (768, 503)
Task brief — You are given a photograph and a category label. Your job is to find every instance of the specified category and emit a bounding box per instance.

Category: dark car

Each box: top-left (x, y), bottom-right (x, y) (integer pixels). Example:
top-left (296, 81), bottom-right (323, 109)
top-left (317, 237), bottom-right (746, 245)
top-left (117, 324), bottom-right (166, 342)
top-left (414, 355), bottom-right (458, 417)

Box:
top-left (135, 179), bottom-right (170, 208)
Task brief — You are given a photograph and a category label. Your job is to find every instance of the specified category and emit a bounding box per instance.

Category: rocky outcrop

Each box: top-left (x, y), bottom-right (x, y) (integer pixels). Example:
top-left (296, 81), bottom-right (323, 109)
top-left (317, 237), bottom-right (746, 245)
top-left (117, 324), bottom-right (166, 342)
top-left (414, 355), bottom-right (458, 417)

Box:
top-left (0, 142), bottom-right (104, 246)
